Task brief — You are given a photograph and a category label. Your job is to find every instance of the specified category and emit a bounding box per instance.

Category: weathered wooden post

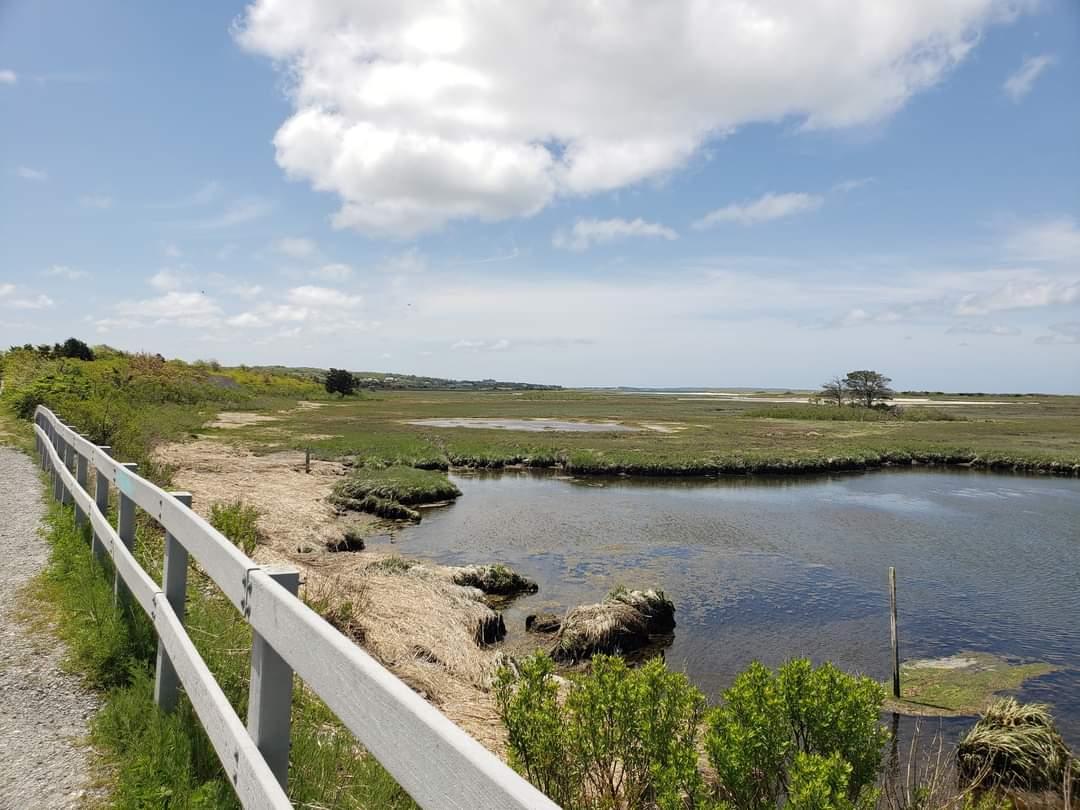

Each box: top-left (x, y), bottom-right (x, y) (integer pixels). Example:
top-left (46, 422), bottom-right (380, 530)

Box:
top-left (247, 566), bottom-right (301, 789)
top-left (155, 492), bottom-right (193, 712)
top-left (92, 447), bottom-right (111, 561)
top-left (305, 447), bottom-right (311, 474)
top-left (889, 566), bottom-right (900, 699)
top-left (115, 462), bottom-right (138, 607)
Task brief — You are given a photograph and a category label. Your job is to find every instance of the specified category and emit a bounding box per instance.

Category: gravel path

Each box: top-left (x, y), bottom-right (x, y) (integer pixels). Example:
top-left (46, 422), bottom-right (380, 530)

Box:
top-left (0, 446), bottom-right (99, 809)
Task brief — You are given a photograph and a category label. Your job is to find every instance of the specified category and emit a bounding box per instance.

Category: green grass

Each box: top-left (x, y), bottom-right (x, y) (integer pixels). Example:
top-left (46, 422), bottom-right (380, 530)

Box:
top-left (884, 653), bottom-right (1057, 717)
top-left (209, 500), bottom-right (261, 556)
top-left (208, 389), bottom-right (1080, 478)
top-left (32, 499), bottom-right (417, 810)
top-left (744, 404), bottom-right (964, 422)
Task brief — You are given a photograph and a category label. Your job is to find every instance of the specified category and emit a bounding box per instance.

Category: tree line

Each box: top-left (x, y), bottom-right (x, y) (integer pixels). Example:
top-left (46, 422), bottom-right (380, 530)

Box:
top-left (818, 370), bottom-right (895, 408)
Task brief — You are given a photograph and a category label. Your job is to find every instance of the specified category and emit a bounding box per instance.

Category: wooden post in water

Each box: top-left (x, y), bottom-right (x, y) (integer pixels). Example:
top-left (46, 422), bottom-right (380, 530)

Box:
top-left (889, 566), bottom-right (900, 699)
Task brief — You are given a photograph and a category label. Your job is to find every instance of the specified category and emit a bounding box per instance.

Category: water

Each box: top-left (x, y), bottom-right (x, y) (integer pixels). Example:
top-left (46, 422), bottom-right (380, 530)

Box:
top-left (382, 469), bottom-right (1080, 746)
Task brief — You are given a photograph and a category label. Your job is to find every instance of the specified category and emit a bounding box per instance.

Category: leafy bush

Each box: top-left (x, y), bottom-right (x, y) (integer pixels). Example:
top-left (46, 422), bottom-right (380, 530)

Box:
top-left (705, 659), bottom-right (887, 809)
top-left (209, 500), bottom-right (261, 556)
top-left (495, 654), bottom-right (707, 810)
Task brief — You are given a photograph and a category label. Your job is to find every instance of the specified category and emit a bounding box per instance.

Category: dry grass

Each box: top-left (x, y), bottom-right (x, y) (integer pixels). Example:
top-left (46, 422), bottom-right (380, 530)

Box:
top-left (553, 600), bottom-right (649, 663)
top-left (153, 436), bottom-right (517, 752)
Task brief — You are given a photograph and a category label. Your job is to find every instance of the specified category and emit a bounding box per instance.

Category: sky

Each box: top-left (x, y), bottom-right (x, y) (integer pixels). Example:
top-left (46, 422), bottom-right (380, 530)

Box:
top-left (1, 1), bottom-right (1078, 392)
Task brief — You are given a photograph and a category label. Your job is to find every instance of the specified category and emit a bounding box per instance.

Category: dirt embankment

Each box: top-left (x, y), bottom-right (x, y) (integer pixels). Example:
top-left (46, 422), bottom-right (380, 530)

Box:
top-left (153, 438), bottom-right (512, 751)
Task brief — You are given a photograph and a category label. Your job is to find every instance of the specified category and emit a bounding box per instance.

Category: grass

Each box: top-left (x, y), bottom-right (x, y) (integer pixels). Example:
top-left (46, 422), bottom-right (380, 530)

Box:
top-left (744, 404), bottom-right (965, 422)
top-left (208, 389), bottom-right (1080, 478)
top-left (209, 500), bottom-right (261, 556)
top-left (884, 653), bottom-right (1057, 717)
top-left (330, 465), bottom-right (462, 521)
top-left (32, 498), bottom-right (417, 810)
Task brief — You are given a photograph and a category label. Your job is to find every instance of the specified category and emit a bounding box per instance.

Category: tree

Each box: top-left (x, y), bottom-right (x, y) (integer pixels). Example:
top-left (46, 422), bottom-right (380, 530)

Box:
top-left (843, 370), bottom-right (894, 408)
top-left (324, 367), bottom-right (357, 397)
top-left (58, 337), bottom-right (95, 361)
top-left (819, 376), bottom-right (847, 406)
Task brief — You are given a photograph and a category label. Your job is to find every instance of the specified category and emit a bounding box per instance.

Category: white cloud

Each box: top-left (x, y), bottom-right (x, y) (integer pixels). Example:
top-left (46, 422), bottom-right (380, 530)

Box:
top-left (946, 323), bottom-right (1021, 336)
top-left (553, 217), bottom-right (678, 252)
top-left (44, 265), bottom-right (88, 280)
top-left (1003, 54), bottom-right (1055, 102)
top-left (287, 285), bottom-right (363, 309)
top-left (694, 192), bottom-right (824, 228)
top-left (0, 69), bottom-right (16, 85)
top-left (311, 263), bottom-right (353, 281)
top-left (226, 312), bottom-right (266, 328)
top-left (8, 294), bottom-right (55, 310)
top-left (0, 283), bottom-right (14, 297)
top-left (236, 0), bottom-right (1022, 237)
top-left (80, 194), bottom-right (113, 209)
top-left (115, 291), bottom-right (222, 327)
top-left (379, 248), bottom-right (428, 274)
top-left (1006, 217), bottom-right (1080, 263)
top-left (16, 166), bottom-right (47, 181)
top-left (275, 236), bottom-right (318, 259)
top-left (956, 279), bottom-right (1080, 315)
top-left (150, 269), bottom-right (185, 292)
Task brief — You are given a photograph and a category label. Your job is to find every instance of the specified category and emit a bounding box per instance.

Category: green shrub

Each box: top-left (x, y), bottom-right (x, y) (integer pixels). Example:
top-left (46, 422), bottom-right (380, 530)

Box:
top-left (495, 653), bottom-right (707, 810)
top-left (705, 659), bottom-right (888, 809)
top-left (209, 500), bottom-right (261, 555)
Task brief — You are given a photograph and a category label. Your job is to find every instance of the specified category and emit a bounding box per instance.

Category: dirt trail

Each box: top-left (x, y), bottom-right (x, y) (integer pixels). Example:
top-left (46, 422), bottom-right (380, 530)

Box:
top-left (0, 446), bottom-right (100, 809)
top-left (155, 438), bottom-right (512, 751)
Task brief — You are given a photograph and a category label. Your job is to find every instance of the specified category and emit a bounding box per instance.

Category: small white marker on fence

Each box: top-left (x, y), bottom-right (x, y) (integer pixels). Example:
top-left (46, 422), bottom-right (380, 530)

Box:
top-left (115, 463), bottom-right (138, 607)
top-left (155, 491), bottom-right (193, 712)
top-left (247, 566), bottom-right (300, 789)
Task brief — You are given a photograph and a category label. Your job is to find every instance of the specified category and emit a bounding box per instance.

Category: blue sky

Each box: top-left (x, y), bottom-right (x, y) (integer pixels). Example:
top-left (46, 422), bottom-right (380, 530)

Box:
top-left (2, 0), bottom-right (1078, 391)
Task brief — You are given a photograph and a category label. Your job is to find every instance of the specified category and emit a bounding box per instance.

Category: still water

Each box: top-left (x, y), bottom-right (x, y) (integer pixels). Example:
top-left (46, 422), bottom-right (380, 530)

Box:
top-left (384, 469), bottom-right (1080, 745)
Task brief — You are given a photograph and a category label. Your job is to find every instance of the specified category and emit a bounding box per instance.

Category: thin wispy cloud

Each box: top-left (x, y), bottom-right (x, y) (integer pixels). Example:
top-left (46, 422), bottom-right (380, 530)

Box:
top-left (833, 177), bottom-right (875, 194)
top-left (190, 197), bottom-right (273, 229)
top-left (150, 181), bottom-right (223, 209)
top-left (44, 265), bottom-right (88, 281)
top-left (16, 166), bottom-right (47, 181)
top-left (694, 192), bottom-right (824, 229)
top-left (79, 194), bottom-right (113, 210)
top-left (1003, 54), bottom-right (1055, 102)
top-left (0, 69), bottom-right (15, 85)
top-left (553, 218), bottom-right (678, 252)
top-left (274, 236), bottom-right (318, 260)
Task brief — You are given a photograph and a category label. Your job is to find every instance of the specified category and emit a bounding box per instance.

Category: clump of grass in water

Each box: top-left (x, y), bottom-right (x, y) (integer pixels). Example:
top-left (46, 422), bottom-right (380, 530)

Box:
top-left (209, 500), bottom-right (261, 555)
top-left (958, 698), bottom-right (1078, 794)
top-left (330, 465), bottom-right (461, 522)
top-left (451, 563), bottom-right (538, 596)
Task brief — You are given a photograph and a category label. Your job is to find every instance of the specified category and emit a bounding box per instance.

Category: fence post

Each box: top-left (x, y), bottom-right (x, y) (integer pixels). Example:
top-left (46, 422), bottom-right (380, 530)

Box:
top-left (52, 431), bottom-right (64, 502)
top-left (92, 447), bottom-right (111, 561)
top-left (115, 463), bottom-right (138, 607)
top-left (62, 435), bottom-right (76, 507)
top-left (155, 492), bottom-right (193, 712)
top-left (75, 451), bottom-right (89, 528)
top-left (247, 566), bottom-right (300, 789)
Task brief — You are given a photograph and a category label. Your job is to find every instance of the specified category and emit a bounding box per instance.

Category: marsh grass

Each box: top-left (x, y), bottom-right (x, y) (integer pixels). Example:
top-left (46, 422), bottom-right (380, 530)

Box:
top-left (330, 465), bottom-right (462, 521)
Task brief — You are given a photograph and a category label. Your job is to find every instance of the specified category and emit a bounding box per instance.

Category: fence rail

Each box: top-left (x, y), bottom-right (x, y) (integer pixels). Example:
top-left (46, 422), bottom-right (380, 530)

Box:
top-left (33, 405), bottom-right (559, 810)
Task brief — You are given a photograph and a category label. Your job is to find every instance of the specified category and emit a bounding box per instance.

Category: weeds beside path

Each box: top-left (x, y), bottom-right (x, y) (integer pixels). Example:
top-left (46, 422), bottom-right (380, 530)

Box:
top-left (0, 446), bottom-right (100, 810)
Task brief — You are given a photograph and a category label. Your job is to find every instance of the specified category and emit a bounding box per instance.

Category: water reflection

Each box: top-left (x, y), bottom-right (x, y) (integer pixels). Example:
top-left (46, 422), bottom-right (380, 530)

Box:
top-left (386, 468), bottom-right (1080, 746)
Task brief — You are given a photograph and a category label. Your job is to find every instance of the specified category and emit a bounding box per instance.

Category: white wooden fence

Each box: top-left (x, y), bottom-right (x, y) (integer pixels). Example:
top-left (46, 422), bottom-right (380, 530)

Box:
top-left (33, 405), bottom-right (560, 810)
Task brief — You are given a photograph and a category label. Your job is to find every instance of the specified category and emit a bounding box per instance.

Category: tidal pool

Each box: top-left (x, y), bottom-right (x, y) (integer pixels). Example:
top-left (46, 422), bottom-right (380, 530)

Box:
top-left (384, 468), bottom-right (1080, 747)
top-left (403, 417), bottom-right (639, 432)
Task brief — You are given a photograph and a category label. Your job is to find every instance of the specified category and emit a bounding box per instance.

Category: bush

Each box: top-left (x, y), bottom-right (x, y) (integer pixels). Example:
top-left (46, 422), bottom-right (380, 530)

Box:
top-left (209, 500), bottom-right (261, 556)
top-left (495, 654), bottom-right (707, 810)
top-left (705, 659), bottom-right (887, 809)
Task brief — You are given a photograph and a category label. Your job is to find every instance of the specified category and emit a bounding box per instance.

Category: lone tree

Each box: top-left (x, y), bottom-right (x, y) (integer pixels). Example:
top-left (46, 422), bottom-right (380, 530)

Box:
top-left (58, 337), bottom-right (95, 361)
top-left (843, 370), bottom-right (894, 408)
top-left (324, 367), bottom-right (357, 397)
top-left (819, 375), bottom-right (847, 406)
